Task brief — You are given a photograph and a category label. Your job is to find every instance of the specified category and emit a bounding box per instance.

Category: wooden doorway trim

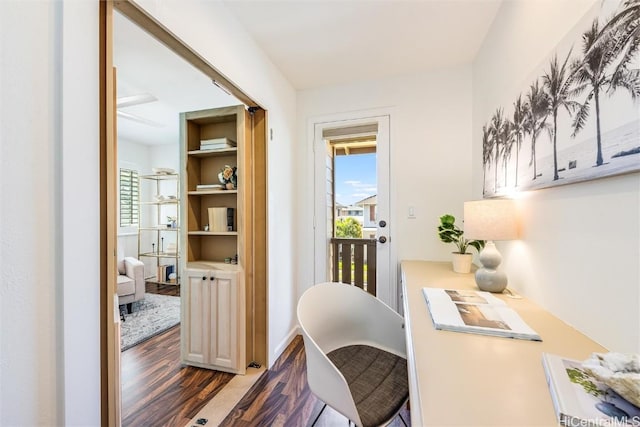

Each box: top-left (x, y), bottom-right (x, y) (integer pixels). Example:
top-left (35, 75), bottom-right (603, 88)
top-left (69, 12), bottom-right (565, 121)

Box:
top-left (99, 1), bottom-right (119, 426)
top-left (100, 0), bottom-right (269, 423)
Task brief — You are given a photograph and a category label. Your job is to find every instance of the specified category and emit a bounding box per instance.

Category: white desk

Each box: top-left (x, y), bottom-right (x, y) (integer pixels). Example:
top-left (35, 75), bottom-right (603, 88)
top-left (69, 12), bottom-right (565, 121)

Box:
top-left (401, 260), bottom-right (606, 426)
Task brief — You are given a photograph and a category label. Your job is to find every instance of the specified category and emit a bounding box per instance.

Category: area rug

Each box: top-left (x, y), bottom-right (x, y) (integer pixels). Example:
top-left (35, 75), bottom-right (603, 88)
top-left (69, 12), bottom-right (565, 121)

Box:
top-left (120, 293), bottom-right (180, 351)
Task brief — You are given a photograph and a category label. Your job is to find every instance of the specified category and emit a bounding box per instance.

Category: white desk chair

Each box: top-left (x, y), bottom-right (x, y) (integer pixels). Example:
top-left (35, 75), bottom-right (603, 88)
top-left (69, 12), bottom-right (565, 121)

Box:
top-left (297, 282), bottom-right (409, 427)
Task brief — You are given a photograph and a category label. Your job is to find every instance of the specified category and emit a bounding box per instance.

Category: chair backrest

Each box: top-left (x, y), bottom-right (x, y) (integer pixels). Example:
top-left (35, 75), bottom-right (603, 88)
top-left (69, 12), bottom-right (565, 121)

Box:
top-left (297, 282), bottom-right (406, 426)
top-left (298, 282), bottom-right (405, 356)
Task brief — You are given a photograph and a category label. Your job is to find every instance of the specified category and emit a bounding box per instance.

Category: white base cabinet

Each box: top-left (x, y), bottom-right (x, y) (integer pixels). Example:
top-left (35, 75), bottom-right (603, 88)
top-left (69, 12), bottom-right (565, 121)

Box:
top-left (181, 264), bottom-right (245, 374)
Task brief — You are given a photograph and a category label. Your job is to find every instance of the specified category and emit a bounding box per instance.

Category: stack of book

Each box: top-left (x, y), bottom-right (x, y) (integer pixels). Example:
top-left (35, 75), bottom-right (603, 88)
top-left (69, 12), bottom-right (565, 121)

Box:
top-left (542, 353), bottom-right (640, 426)
top-left (196, 184), bottom-right (223, 191)
top-left (199, 137), bottom-right (236, 151)
top-left (208, 207), bottom-right (235, 232)
top-left (156, 265), bottom-right (175, 283)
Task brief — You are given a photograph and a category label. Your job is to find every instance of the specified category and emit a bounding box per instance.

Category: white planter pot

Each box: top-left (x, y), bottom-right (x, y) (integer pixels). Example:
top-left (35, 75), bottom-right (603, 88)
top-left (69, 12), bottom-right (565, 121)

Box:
top-left (451, 253), bottom-right (472, 274)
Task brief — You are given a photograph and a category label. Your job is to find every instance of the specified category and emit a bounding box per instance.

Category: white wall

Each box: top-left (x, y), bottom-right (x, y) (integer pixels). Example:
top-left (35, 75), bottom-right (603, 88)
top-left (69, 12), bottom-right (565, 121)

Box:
top-left (472, 0), bottom-right (640, 352)
top-left (0, 0), bottom-right (296, 425)
top-left (297, 66), bottom-right (475, 301)
top-left (1, 1), bottom-right (101, 425)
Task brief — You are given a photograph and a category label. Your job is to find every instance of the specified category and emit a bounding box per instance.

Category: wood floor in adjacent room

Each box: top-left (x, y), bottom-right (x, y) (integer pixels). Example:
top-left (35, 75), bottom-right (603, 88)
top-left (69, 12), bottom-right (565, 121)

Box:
top-left (121, 325), bottom-right (235, 427)
top-left (121, 284), bottom-right (233, 427)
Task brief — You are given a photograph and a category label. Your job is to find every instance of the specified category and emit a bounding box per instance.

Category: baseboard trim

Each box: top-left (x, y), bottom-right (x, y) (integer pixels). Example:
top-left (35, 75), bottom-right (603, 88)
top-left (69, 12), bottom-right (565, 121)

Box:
top-left (272, 326), bottom-right (300, 366)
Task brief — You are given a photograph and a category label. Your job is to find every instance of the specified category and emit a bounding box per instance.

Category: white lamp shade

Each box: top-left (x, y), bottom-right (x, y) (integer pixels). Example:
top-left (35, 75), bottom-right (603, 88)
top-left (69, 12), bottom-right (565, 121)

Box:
top-left (464, 199), bottom-right (518, 241)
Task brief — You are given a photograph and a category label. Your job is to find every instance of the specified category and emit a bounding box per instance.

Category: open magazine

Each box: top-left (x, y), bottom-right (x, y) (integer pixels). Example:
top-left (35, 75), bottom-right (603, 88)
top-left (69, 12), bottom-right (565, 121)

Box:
top-left (542, 353), bottom-right (640, 426)
top-left (422, 288), bottom-right (541, 341)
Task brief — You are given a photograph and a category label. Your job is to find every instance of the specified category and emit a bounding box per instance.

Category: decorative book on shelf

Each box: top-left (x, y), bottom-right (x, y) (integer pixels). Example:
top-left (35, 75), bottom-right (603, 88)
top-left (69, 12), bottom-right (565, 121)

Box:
top-left (542, 353), bottom-right (640, 426)
top-left (196, 184), bottom-right (224, 191)
top-left (199, 137), bottom-right (236, 151)
top-left (422, 288), bottom-right (542, 341)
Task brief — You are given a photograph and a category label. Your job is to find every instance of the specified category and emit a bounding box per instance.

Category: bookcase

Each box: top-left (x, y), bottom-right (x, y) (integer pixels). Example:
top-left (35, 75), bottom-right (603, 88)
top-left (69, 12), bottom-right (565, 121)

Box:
top-left (182, 107), bottom-right (247, 264)
top-left (180, 105), bottom-right (250, 373)
top-left (137, 173), bottom-right (180, 286)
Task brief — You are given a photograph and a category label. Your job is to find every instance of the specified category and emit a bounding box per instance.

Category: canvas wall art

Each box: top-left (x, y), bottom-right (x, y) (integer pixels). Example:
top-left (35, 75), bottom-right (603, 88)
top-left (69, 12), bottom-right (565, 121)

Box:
top-left (482, 0), bottom-right (639, 197)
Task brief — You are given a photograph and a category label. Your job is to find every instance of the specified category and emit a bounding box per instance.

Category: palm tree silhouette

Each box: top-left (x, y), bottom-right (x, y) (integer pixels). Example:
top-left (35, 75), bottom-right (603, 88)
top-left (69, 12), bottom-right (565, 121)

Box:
top-left (481, 125), bottom-right (492, 195)
top-left (500, 120), bottom-right (514, 187)
top-left (598, 0), bottom-right (640, 80)
top-left (489, 108), bottom-right (505, 192)
top-left (542, 50), bottom-right (581, 181)
top-left (572, 19), bottom-right (640, 166)
top-left (511, 96), bottom-right (527, 187)
top-left (524, 80), bottom-right (550, 180)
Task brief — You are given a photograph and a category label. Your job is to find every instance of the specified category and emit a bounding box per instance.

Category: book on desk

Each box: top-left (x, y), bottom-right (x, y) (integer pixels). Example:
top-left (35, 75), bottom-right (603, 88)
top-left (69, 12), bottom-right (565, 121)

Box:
top-left (422, 287), bottom-right (541, 341)
top-left (542, 352), bottom-right (640, 426)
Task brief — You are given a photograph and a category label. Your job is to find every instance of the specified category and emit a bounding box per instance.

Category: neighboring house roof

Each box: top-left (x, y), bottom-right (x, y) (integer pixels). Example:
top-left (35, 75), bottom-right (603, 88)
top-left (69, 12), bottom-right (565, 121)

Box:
top-left (355, 195), bottom-right (377, 206)
top-left (336, 205), bottom-right (363, 215)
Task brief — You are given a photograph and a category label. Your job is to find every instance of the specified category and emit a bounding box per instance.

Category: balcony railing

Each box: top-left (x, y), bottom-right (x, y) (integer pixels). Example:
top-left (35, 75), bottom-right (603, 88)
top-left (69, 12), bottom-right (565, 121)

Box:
top-left (330, 238), bottom-right (377, 296)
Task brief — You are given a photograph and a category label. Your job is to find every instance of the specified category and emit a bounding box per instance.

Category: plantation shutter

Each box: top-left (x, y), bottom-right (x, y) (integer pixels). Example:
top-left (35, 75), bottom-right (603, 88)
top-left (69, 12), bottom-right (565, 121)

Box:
top-left (119, 168), bottom-right (139, 227)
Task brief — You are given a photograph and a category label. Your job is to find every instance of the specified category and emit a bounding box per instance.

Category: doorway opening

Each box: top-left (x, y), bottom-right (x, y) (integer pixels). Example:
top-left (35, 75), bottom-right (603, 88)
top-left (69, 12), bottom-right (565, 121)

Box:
top-left (313, 113), bottom-right (395, 308)
top-left (101, 1), bottom-right (268, 424)
top-left (331, 136), bottom-right (378, 295)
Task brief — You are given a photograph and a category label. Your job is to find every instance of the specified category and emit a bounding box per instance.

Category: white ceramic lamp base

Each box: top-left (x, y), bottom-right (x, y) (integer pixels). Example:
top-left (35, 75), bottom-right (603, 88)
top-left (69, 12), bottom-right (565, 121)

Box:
top-left (475, 241), bottom-right (508, 293)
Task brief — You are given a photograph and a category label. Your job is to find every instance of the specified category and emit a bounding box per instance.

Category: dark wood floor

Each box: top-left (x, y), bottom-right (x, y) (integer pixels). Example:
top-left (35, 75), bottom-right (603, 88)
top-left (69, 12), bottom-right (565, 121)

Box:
top-left (121, 325), bottom-right (234, 427)
top-left (145, 281), bottom-right (180, 296)
top-left (121, 284), bottom-right (232, 427)
top-left (220, 335), bottom-right (411, 427)
top-left (122, 285), bottom-right (410, 426)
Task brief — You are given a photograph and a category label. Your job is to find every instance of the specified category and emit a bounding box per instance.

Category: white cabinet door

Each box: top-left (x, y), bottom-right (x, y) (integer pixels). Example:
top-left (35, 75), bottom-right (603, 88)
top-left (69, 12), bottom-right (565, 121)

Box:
top-left (183, 270), bottom-right (209, 364)
top-left (209, 275), bottom-right (237, 369)
top-left (182, 267), bottom-right (244, 373)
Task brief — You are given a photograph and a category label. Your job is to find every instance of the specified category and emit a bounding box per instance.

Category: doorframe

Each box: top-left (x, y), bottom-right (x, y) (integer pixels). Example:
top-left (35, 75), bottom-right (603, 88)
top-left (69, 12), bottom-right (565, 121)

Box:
top-left (310, 108), bottom-right (397, 309)
top-left (100, 1), bottom-right (268, 423)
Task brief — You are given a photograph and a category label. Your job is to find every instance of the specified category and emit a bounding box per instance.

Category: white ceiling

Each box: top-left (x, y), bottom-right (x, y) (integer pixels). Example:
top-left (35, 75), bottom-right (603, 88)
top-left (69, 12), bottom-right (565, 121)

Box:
top-left (114, 1), bottom-right (502, 145)
top-left (114, 11), bottom-right (239, 146)
top-left (221, 0), bottom-right (502, 90)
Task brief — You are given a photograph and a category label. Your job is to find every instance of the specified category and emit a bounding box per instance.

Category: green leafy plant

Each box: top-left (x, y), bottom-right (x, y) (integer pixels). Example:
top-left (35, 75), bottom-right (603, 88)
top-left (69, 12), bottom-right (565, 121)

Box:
top-left (437, 214), bottom-right (485, 254)
top-left (336, 217), bottom-right (363, 238)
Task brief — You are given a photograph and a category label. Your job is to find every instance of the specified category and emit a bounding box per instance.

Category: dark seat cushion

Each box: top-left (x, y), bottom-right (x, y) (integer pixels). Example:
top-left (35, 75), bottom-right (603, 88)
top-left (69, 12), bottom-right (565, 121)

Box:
top-left (327, 344), bottom-right (409, 427)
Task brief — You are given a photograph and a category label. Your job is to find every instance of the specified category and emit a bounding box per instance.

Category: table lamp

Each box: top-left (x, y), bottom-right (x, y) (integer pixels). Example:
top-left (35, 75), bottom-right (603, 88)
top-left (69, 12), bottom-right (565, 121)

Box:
top-left (463, 199), bottom-right (518, 293)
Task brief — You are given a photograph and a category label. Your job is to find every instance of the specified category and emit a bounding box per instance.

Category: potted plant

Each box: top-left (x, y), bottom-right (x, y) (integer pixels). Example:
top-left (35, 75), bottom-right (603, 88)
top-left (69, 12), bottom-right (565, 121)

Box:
top-left (437, 214), bottom-right (485, 273)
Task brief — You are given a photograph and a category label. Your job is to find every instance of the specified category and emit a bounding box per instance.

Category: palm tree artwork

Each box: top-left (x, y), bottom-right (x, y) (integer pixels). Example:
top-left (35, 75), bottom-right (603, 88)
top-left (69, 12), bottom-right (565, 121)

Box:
top-left (500, 120), bottom-right (514, 186)
top-left (542, 50), bottom-right (581, 181)
top-left (489, 108), bottom-right (505, 192)
top-left (480, 0), bottom-right (639, 197)
top-left (599, 0), bottom-right (640, 77)
top-left (512, 96), bottom-right (527, 187)
top-left (572, 19), bottom-right (640, 166)
top-left (481, 125), bottom-right (493, 196)
top-left (524, 80), bottom-right (550, 181)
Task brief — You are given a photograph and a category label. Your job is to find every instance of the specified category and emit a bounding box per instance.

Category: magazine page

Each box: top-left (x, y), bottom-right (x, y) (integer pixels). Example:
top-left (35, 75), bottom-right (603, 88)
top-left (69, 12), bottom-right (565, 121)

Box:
top-left (422, 288), bottom-right (541, 341)
top-left (542, 353), bottom-right (640, 426)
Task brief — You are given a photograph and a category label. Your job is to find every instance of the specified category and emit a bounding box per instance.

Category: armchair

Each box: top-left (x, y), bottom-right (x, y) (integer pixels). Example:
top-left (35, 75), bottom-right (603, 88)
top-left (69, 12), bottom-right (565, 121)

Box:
top-left (117, 250), bottom-right (145, 314)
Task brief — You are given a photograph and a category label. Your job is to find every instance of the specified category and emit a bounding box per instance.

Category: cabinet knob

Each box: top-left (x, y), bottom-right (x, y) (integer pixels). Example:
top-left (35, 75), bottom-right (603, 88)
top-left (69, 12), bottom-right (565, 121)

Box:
top-left (202, 276), bottom-right (207, 281)
top-left (210, 277), bottom-right (214, 281)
